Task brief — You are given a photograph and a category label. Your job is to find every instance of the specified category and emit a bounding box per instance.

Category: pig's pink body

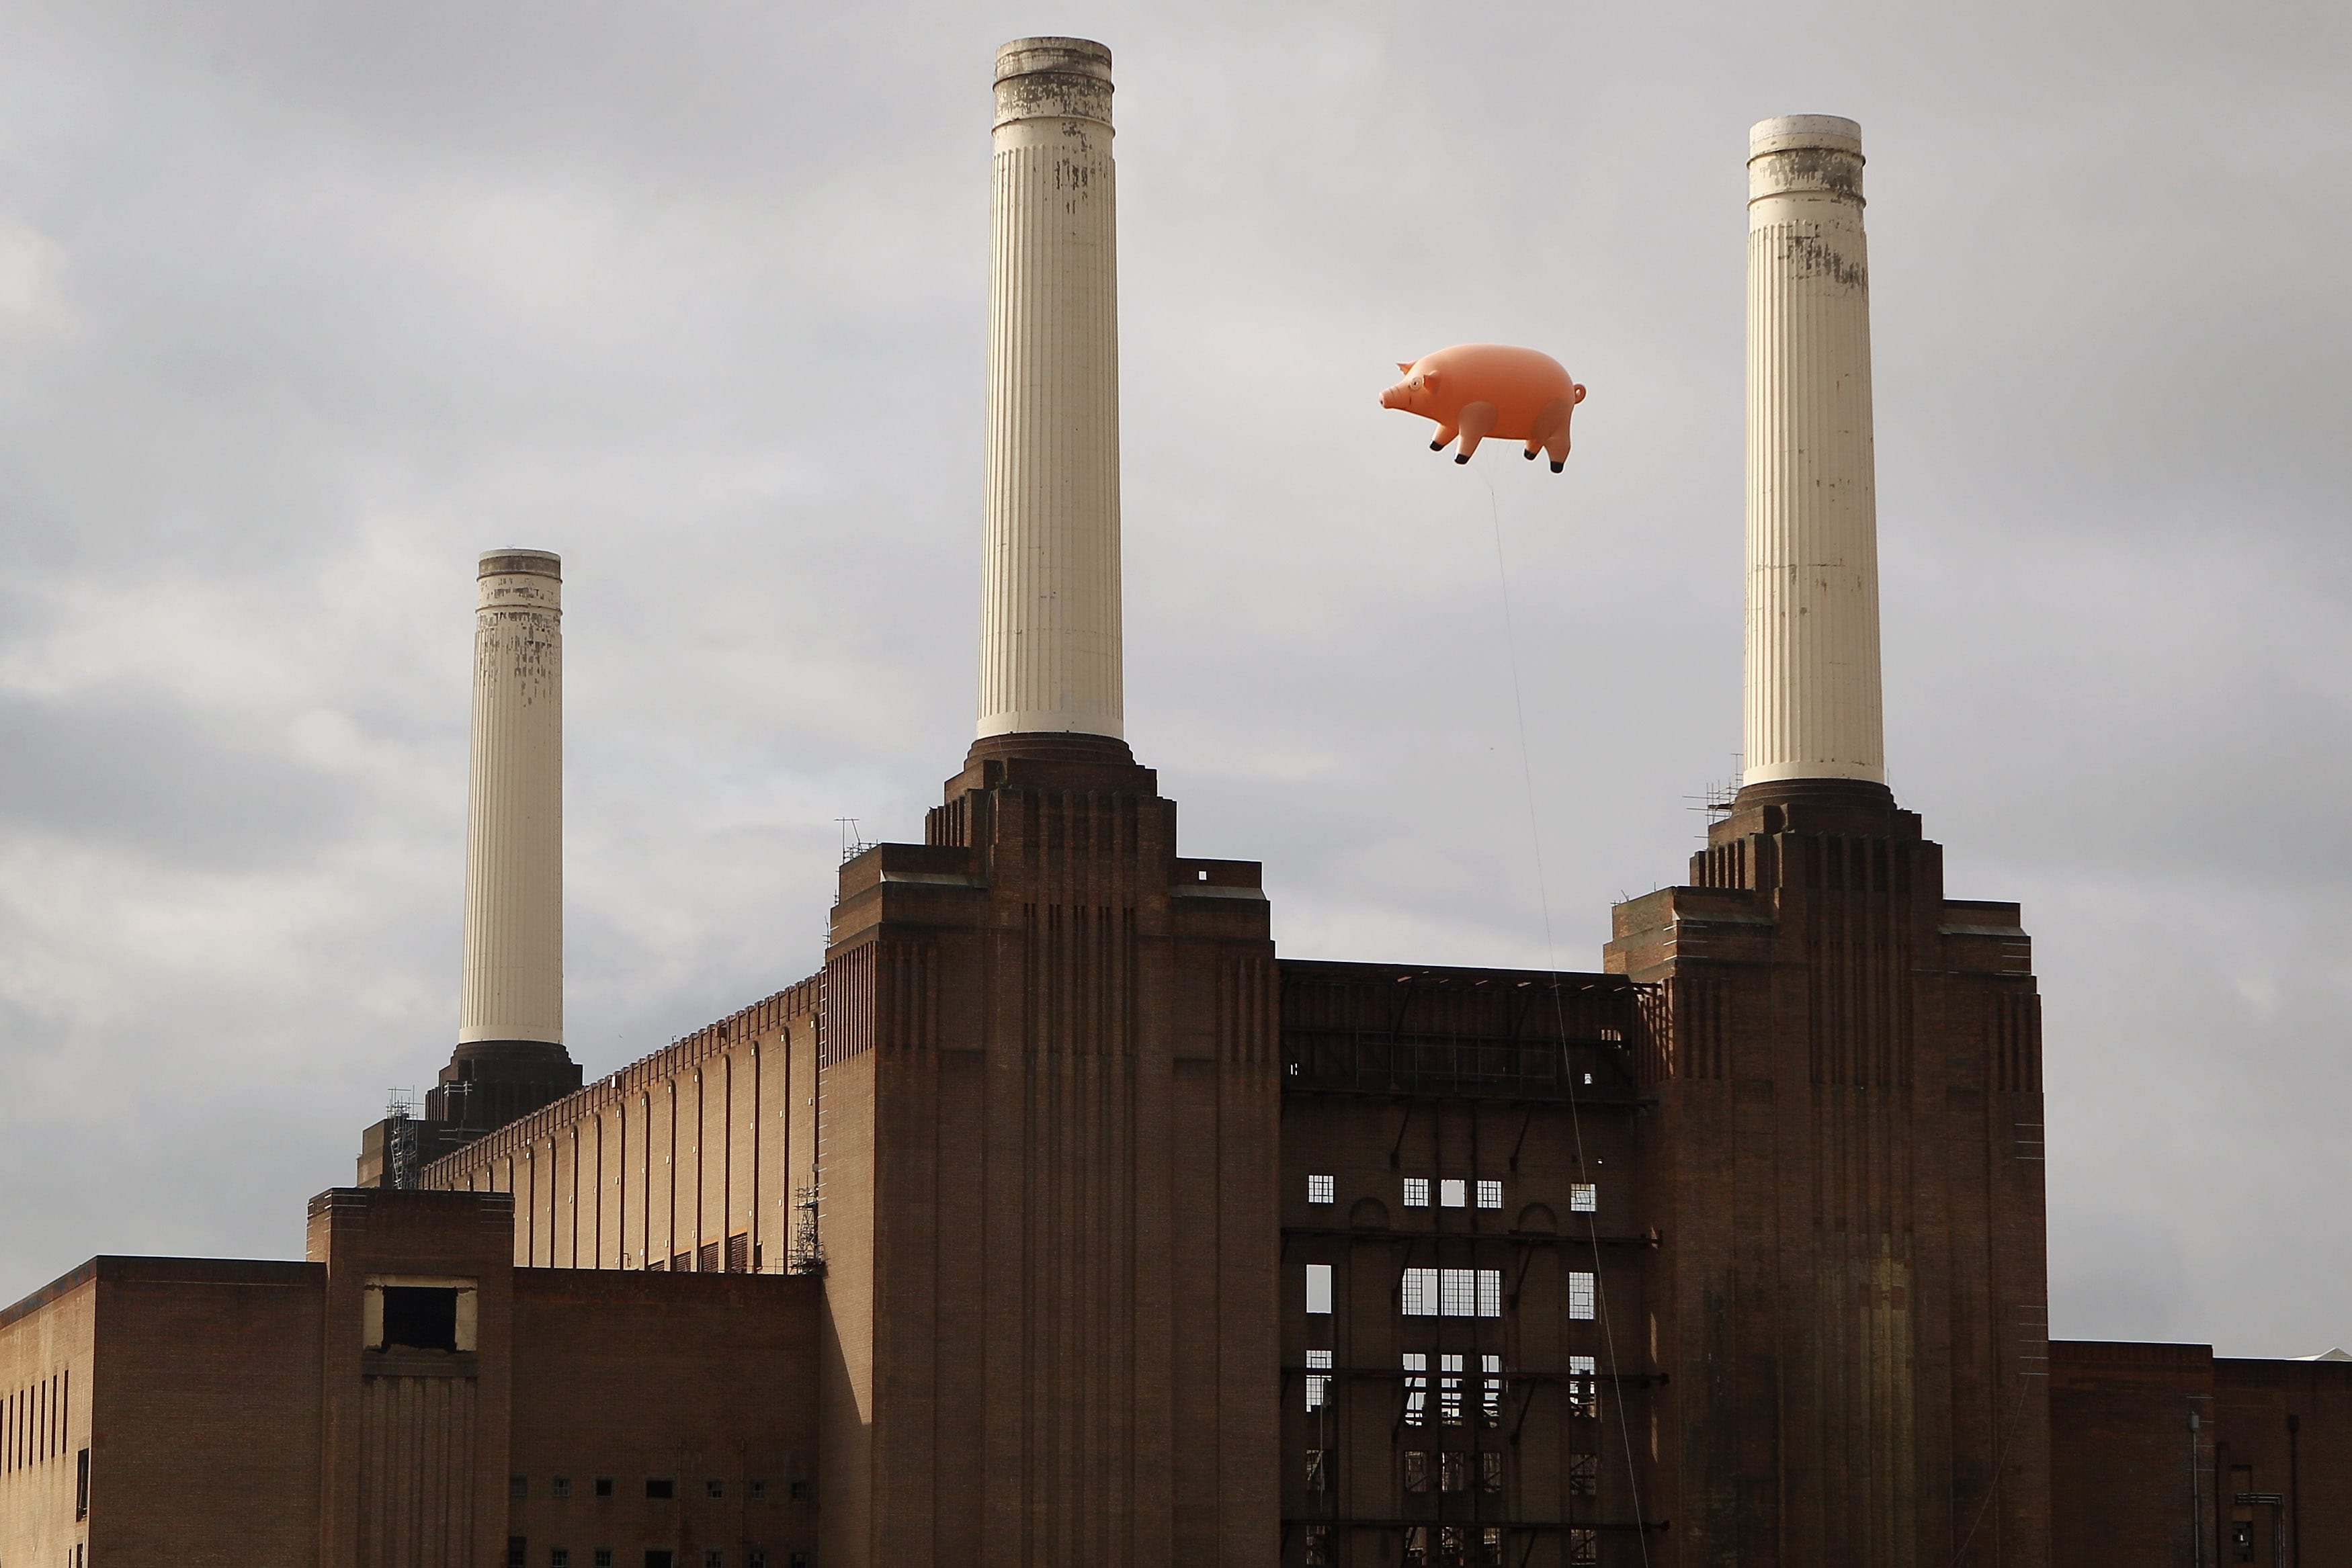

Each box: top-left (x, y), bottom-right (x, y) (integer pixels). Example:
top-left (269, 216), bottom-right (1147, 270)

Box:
top-left (1379, 343), bottom-right (1587, 470)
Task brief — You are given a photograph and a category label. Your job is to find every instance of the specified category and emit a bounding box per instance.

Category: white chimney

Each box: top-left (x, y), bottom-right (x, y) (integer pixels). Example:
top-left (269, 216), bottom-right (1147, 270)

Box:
top-left (458, 549), bottom-right (563, 1047)
top-left (976, 37), bottom-right (1124, 741)
top-left (1742, 116), bottom-right (1886, 787)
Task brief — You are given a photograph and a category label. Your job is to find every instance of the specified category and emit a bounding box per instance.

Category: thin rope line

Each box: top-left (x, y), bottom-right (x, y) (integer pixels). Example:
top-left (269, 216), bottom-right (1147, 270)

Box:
top-left (1485, 479), bottom-right (1651, 1565)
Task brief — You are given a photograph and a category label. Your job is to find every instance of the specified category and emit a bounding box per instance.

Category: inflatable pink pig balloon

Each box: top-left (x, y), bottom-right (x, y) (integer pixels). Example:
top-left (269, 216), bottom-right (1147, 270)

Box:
top-left (1380, 344), bottom-right (1587, 470)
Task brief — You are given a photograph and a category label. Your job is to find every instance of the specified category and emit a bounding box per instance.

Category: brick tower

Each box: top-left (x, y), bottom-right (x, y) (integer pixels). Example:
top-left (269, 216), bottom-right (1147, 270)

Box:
top-left (810, 39), bottom-right (1280, 1567)
top-left (1605, 118), bottom-right (2050, 1565)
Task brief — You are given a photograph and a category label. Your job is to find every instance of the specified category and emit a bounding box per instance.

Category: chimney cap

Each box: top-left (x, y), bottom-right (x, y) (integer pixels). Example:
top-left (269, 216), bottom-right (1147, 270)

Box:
top-left (995, 36), bottom-right (1111, 85)
top-left (1750, 115), bottom-right (1863, 160)
top-left (477, 548), bottom-right (561, 581)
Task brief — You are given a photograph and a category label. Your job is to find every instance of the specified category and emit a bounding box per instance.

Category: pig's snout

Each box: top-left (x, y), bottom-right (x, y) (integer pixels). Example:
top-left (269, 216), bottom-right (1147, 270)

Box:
top-left (1378, 379), bottom-right (1413, 410)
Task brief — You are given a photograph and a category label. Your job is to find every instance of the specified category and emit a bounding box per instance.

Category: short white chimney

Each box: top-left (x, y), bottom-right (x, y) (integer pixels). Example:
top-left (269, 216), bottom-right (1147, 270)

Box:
top-left (458, 549), bottom-right (563, 1046)
top-left (1742, 116), bottom-right (1886, 787)
top-left (975, 37), bottom-right (1124, 741)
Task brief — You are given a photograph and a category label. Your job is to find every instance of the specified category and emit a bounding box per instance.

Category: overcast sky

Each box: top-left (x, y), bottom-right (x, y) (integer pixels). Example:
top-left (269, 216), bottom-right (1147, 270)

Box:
top-left (2, 1), bottom-right (2347, 1354)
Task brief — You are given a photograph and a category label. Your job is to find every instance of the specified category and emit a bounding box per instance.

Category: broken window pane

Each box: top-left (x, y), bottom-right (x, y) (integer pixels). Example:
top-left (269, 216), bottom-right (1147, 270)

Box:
top-left (1570, 1182), bottom-right (1597, 1213)
top-left (1306, 1349), bottom-right (1333, 1410)
top-left (1403, 1450), bottom-right (1429, 1493)
top-left (1481, 1354), bottom-right (1503, 1426)
top-left (1402, 1353), bottom-right (1427, 1425)
top-left (1439, 1354), bottom-right (1464, 1425)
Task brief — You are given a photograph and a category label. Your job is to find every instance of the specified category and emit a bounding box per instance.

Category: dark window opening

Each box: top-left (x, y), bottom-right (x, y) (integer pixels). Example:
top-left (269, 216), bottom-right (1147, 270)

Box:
top-left (1304, 1448), bottom-right (1327, 1492)
top-left (595, 1553), bottom-right (613, 1567)
top-left (507, 1538), bottom-right (527, 1568)
top-left (749, 1555), bottom-right (767, 1568)
top-left (1402, 1451), bottom-right (1429, 1493)
top-left (552, 1476), bottom-right (571, 1499)
top-left (1481, 1450), bottom-right (1505, 1492)
top-left (551, 1552), bottom-right (570, 1568)
top-left (726, 1232), bottom-right (750, 1272)
top-left (1567, 1453), bottom-right (1598, 1497)
top-left (706, 1553), bottom-right (724, 1568)
top-left (594, 1478), bottom-right (614, 1497)
top-left (749, 1479), bottom-right (766, 1500)
top-left (788, 1479), bottom-right (812, 1502)
top-left (75, 1448), bottom-right (89, 1520)
top-left (511, 1476), bottom-right (528, 1499)
top-left (645, 1554), bottom-right (675, 1568)
top-left (707, 1479), bottom-right (725, 1498)
top-left (789, 1557), bottom-right (810, 1568)
top-left (646, 1478), bottom-right (675, 1499)
top-left (383, 1287), bottom-right (460, 1352)
top-left (699, 1242), bottom-right (721, 1274)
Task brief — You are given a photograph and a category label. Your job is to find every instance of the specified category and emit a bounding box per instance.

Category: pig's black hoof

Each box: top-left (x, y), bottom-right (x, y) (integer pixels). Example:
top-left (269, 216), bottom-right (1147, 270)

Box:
top-left (1429, 440), bottom-right (1443, 451)
top-left (1454, 453), bottom-right (1470, 465)
top-left (1550, 461), bottom-right (1564, 473)
top-left (1524, 449), bottom-right (1538, 460)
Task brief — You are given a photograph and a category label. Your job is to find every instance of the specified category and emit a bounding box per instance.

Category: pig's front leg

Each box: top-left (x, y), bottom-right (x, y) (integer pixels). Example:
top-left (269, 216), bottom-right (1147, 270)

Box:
top-left (1427, 420), bottom-right (1460, 453)
top-left (1453, 401), bottom-right (1498, 464)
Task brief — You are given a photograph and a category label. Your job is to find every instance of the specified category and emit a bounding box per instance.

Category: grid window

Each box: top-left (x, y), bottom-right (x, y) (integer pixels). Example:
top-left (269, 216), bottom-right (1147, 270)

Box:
top-left (552, 1477), bottom-right (571, 1499)
top-left (1402, 1353), bottom-right (1428, 1425)
top-left (1307, 1174), bottom-right (1335, 1205)
top-left (1439, 1269), bottom-right (1476, 1317)
top-left (1481, 1526), bottom-right (1506, 1565)
top-left (707, 1480), bottom-right (724, 1499)
top-left (1570, 1182), bottom-right (1597, 1213)
top-left (1439, 1451), bottom-right (1466, 1492)
top-left (1303, 1522), bottom-right (1330, 1566)
top-left (1404, 1268), bottom-right (1502, 1317)
top-left (1477, 1269), bottom-right (1503, 1317)
top-left (1439, 1178), bottom-right (1467, 1208)
top-left (1476, 1179), bottom-right (1503, 1209)
top-left (1305, 1263), bottom-right (1333, 1315)
top-left (508, 1541), bottom-right (528, 1568)
top-left (1570, 1527), bottom-right (1599, 1565)
top-left (1482, 1451), bottom-right (1505, 1493)
top-left (1304, 1448), bottom-right (1328, 1493)
top-left (1481, 1354), bottom-right (1503, 1426)
top-left (1403, 1177), bottom-right (1430, 1208)
top-left (1569, 1355), bottom-right (1599, 1420)
top-left (1403, 1451), bottom-right (1429, 1493)
top-left (1305, 1349), bottom-right (1333, 1411)
top-left (596, 1555), bottom-right (614, 1568)
top-left (706, 1554), bottom-right (724, 1568)
top-left (552, 1553), bottom-right (571, 1568)
top-left (1439, 1354), bottom-right (1464, 1425)
top-left (749, 1480), bottom-right (766, 1501)
top-left (1568, 1454), bottom-right (1599, 1496)
top-left (789, 1479), bottom-right (812, 1501)
top-left (1568, 1271), bottom-right (1596, 1320)
top-left (1402, 1267), bottom-right (1438, 1315)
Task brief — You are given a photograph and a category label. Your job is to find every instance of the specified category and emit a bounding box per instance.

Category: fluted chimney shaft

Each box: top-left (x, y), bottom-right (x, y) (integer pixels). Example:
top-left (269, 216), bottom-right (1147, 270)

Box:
top-left (1743, 116), bottom-right (1886, 787)
top-left (458, 549), bottom-right (562, 1046)
top-left (976, 37), bottom-right (1124, 741)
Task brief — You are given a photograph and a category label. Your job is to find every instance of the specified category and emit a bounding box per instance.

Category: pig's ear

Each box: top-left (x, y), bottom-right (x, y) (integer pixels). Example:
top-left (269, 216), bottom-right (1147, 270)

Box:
top-left (1420, 367), bottom-right (1440, 388)
top-left (1396, 362), bottom-right (1414, 374)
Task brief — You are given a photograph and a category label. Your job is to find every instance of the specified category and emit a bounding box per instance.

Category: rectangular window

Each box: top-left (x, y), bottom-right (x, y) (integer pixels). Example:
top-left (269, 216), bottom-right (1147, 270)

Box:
top-left (594, 1479), bottom-right (614, 1497)
top-left (1402, 1450), bottom-right (1429, 1493)
top-left (1481, 1450), bottom-right (1505, 1492)
top-left (552, 1477), bottom-right (571, 1499)
top-left (1568, 1271), bottom-right (1596, 1320)
top-left (552, 1553), bottom-right (571, 1568)
top-left (1401, 1267), bottom-right (1438, 1315)
top-left (508, 1540), bottom-right (528, 1568)
top-left (749, 1480), bottom-right (766, 1501)
top-left (789, 1479), bottom-right (812, 1501)
top-left (1476, 1179), bottom-right (1503, 1209)
top-left (596, 1555), bottom-right (614, 1568)
top-left (1307, 1174), bottom-right (1335, 1205)
top-left (645, 1555), bottom-right (675, 1568)
top-left (748, 1555), bottom-right (765, 1568)
top-left (1303, 1522), bottom-right (1329, 1566)
top-left (382, 1286), bottom-right (462, 1352)
top-left (1439, 1450), bottom-right (1466, 1492)
top-left (1439, 1178), bottom-right (1467, 1208)
top-left (1481, 1354), bottom-right (1503, 1426)
top-left (646, 1479), bottom-right (675, 1499)
top-left (698, 1242), bottom-right (720, 1274)
top-left (1402, 1353), bottom-right (1428, 1426)
top-left (1569, 1527), bottom-right (1599, 1566)
top-left (1569, 1355), bottom-right (1599, 1420)
top-left (1403, 1526), bottom-right (1429, 1567)
top-left (1405, 1268), bottom-right (1503, 1317)
top-left (1305, 1263), bottom-right (1333, 1315)
top-left (706, 1553), bottom-right (724, 1568)
top-left (726, 1232), bottom-right (749, 1273)
top-left (1567, 1453), bottom-right (1598, 1495)
top-left (1305, 1349), bottom-right (1333, 1411)
top-left (1481, 1526), bottom-right (1505, 1565)
top-left (1570, 1182), bottom-right (1597, 1213)
top-left (75, 1448), bottom-right (89, 1520)
top-left (707, 1479), bottom-right (725, 1499)
top-left (512, 1477), bottom-right (529, 1499)
top-left (1403, 1177), bottom-right (1430, 1207)
top-left (1304, 1447), bottom-right (1327, 1492)
top-left (1439, 1354), bottom-right (1464, 1425)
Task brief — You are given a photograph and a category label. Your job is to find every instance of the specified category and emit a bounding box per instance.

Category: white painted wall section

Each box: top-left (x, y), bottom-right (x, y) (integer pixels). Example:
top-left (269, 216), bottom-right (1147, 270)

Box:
top-left (1742, 115), bottom-right (1886, 785)
top-left (976, 37), bottom-right (1124, 740)
top-left (458, 550), bottom-right (563, 1045)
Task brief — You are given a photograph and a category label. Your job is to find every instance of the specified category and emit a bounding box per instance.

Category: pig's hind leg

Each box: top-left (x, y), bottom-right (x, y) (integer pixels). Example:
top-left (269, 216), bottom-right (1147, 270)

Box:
top-left (1453, 401), bottom-right (1498, 464)
top-left (1534, 398), bottom-right (1573, 472)
top-left (1427, 420), bottom-right (1460, 453)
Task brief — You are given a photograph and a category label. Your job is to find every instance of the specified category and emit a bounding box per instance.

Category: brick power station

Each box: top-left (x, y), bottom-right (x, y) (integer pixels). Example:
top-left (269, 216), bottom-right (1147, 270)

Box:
top-left (5, 36), bottom-right (2346, 1568)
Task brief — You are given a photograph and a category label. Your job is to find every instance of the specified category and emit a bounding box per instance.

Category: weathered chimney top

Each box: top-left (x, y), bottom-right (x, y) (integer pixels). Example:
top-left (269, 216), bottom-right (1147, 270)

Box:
top-left (995, 37), bottom-right (1113, 128)
top-left (1749, 115), bottom-right (1864, 202)
top-left (477, 548), bottom-right (560, 582)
